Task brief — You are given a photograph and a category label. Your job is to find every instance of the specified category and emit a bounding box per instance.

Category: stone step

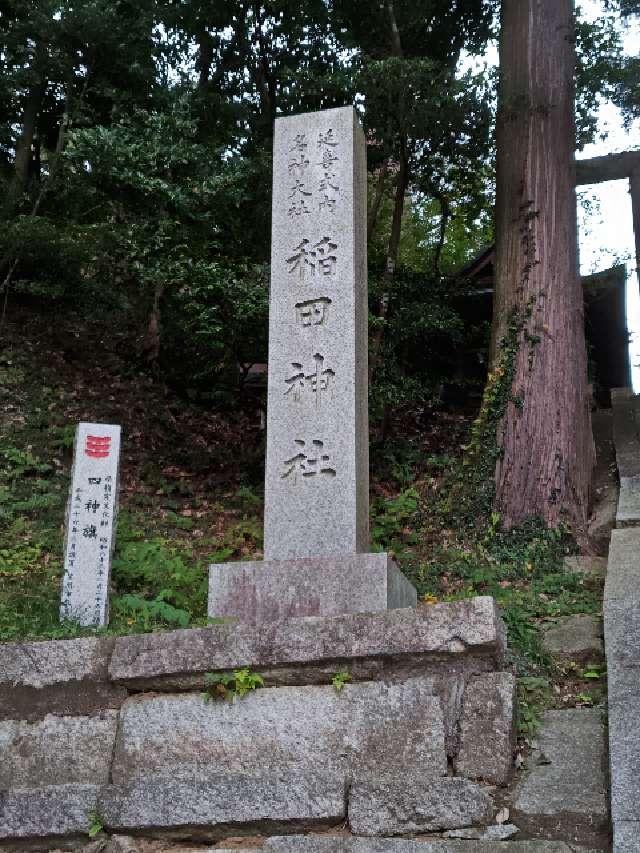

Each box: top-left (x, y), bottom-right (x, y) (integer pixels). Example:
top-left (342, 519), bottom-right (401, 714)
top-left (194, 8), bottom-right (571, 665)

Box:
top-left (109, 673), bottom-right (514, 789)
top-left (65, 835), bottom-right (604, 853)
top-left (562, 556), bottom-right (607, 579)
top-left (108, 596), bottom-right (506, 692)
top-left (540, 614), bottom-right (603, 661)
top-left (234, 838), bottom-right (599, 853)
top-left (509, 709), bottom-right (608, 850)
top-left (0, 771), bottom-right (505, 843)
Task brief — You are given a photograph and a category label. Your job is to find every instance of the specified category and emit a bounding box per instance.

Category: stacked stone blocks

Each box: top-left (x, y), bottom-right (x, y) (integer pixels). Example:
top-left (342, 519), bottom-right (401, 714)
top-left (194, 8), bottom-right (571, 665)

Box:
top-left (0, 597), bottom-right (516, 847)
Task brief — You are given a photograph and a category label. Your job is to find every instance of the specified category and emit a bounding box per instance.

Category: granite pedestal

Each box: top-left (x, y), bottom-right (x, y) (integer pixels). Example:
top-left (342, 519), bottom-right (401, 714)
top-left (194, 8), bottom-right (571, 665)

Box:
top-left (208, 553), bottom-right (416, 622)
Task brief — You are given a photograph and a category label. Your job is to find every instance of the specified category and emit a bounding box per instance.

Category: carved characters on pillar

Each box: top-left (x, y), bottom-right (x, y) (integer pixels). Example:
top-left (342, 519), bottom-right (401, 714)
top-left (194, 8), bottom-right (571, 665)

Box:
top-left (317, 129), bottom-right (340, 213)
top-left (286, 128), bottom-right (341, 217)
top-left (295, 297), bottom-right (332, 327)
top-left (281, 438), bottom-right (337, 482)
top-left (284, 352), bottom-right (336, 406)
top-left (288, 134), bottom-right (311, 217)
top-left (278, 121), bottom-right (346, 491)
top-left (286, 236), bottom-right (338, 280)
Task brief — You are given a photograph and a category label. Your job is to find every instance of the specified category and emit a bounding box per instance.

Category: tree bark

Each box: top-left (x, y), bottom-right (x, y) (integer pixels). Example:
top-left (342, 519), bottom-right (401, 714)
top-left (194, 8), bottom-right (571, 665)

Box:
top-left (367, 159), bottom-right (389, 243)
top-left (369, 145), bottom-right (408, 380)
top-left (491, 0), bottom-right (594, 530)
top-left (8, 58), bottom-right (47, 207)
top-left (369, 0), bottom-right (407, 382)
top-left (142, 282), bottom-right (164, 363)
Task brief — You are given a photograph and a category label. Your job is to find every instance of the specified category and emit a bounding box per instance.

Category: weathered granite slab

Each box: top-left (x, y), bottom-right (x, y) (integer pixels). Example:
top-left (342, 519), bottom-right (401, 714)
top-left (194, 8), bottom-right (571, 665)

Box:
top-left (0, 783), bottom-right (100, 840)
top-left (604, 526), bottom-right (640, 848)
top-left (110, 597), bottom-right (506, 690)
top-left (613, 820), bottom-right (640, 853)
top-left (60, 422), bottom-right (121, 627)
top-left (208, 554), bottom-right (416, 622)
top-left (444, 826), bottom-right (519, 841)
top-left (511, 709), bottom-right (607, 846)
top-left (95, 838), bottom-right (597, 853)
top-left (608, 694), bottom-right (640, 822)
top-left (603, 601), bottom-right (640, 667)
top-left (348, 775), bottom-right (492, 835)
top-left (111, 678), bottom-right (446, 784)
top-left (604, 528), bottom-right (640, 602)
top-left (541, 614), bottom-right (603, 661)
top-left (617, 475), bottom-right (640, 526)
top-left (261, 837), bottom-right (598, 853)
top-left (455, 672), bottom-right (516, 785)
top-left (99, 772), bottom-right (346, 835)
top-left (0, 711), bottom-right (118, 788)
top-left (0, 636), bottom-right (113, 688)
top-left (264, 106), bottom-right (368, 561)
top-left (0, 636), bottom-right (125, 721)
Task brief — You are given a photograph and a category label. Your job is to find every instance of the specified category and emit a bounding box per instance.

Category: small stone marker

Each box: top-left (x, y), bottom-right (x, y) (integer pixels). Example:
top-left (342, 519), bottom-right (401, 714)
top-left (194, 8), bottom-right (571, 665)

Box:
top-left (60, 423), bottom-right (121, 627)
top-left (208, 106), bottom-right (416, 622)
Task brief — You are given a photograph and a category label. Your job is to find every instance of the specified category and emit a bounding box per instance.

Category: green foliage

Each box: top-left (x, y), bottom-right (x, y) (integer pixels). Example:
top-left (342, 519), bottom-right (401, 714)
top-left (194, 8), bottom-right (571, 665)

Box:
top-left (517, 676), bottom-right (550, 740)
top-left (110, 513), bottom-right (208, 630)
top-left (87, 810), bottom-right (104, 839)
top-left (371, 488), bottom-right (419, 552)
top-left (234, 485), bottom-right (263, 513)
top-left (203, 668), bottom-right (264, 702)
top-left (112, 593), bottom-right (191, 630)
top-left (575, 10), bottom-right (625, 145)
top-left (0, 543), bottom-right (43, 577)
top-left (582, 664), bottom-right (604, 680)
top-left (331, 670), bottom-right (352, 692)
top-left (436, 302), bottom-right (534, 528)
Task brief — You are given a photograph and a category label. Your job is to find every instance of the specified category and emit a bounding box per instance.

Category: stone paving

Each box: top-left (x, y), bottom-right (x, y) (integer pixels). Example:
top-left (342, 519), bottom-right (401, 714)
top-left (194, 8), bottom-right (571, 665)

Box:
top-left (605, 389), bottom-right (640, 852)
top-left (541, 614), bottom-right (603, 661)
top-left (510, 709), bottom-right (608, 848)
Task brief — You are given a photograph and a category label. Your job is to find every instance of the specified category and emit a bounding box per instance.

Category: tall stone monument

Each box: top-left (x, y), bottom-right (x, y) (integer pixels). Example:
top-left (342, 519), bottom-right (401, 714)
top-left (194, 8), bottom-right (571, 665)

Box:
top-left (60, 422), bottom-right (121, 627)
top-left (209, 106), bottom-right (416, 622)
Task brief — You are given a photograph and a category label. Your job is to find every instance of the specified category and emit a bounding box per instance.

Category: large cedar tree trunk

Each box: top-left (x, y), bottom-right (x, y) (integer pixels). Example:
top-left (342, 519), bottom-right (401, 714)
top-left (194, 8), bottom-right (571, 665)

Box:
top-left (491, 0), bottom-right (594, 529)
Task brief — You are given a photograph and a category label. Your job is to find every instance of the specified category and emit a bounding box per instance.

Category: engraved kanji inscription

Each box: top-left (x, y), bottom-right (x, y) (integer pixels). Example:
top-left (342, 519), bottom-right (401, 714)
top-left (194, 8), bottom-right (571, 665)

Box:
top-left (295, 296), bottom-right (332, 326)
top-left (317, 128), bottom-right (340, 213)
top-left (281, 438), bottom-right (337, 483)
top-left (288, 152), bottom-right (310, 178)
top-left (287, 237), bottom-right (338, 280)
top-left (288, 178), bottom-right (311, 217)
top-left (284, 352), bottom-right (336, 404)
top-left (312, 237), bottom-right (337, 275)
top-left (317, 129), bottom-right (338, 149)
top-left (287, 239), bottom-right (315, 279)
top-left (290, 133), bottom-right (308, 153)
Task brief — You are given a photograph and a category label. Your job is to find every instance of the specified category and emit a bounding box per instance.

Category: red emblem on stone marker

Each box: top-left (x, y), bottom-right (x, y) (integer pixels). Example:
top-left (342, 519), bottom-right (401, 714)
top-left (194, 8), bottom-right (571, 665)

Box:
top-left (85, 435), bottom-right (111, 459)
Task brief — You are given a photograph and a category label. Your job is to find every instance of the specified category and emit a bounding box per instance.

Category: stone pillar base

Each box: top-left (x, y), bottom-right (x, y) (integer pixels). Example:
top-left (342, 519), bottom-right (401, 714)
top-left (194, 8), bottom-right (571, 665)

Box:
top-left (208, 553), bottom-right (416, 623)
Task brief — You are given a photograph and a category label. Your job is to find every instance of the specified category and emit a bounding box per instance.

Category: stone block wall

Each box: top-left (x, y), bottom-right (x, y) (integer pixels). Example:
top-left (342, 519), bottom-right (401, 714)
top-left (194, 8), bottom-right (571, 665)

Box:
top-left (0, 597), bottom-right (516, 850)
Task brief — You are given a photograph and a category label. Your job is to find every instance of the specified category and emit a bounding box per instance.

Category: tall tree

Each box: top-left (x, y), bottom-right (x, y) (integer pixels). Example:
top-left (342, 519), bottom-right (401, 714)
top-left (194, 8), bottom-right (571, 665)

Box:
top-left (491, 0), bottom-right (594, 530)
top-left (332, 0), bottom-right (494, 376)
